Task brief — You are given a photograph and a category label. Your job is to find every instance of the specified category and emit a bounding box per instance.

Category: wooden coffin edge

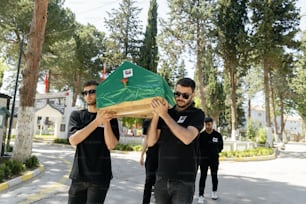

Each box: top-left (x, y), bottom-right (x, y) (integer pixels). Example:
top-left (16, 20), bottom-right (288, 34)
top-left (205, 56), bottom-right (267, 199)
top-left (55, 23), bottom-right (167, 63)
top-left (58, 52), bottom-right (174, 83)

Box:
top-left (99, 96), bottom-right (167, 118)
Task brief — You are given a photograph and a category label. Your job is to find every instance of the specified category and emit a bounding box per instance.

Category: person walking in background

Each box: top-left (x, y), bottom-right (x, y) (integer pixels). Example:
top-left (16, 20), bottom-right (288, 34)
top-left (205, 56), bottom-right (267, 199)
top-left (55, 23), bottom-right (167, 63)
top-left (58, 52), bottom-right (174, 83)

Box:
top-left (147, 78), bottom-right (205, 204)
top-left (197, 117), bottom-right (223, 204)
top-left (140, 119), bottom-right (159, 204)
top-left (67, 80), bottom-right (120, 204)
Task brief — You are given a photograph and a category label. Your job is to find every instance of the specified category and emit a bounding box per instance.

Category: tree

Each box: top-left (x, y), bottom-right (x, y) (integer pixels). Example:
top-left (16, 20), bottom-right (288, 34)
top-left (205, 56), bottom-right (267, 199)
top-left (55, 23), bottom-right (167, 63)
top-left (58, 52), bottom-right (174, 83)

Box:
top-left (292, 31), bottom-right (306, 140)
top-left (201, 44), bottom-right (225, 124)
top-left (0, 0), bottom-right (77, 95)
top-left (249, 0), bottom-right (300, 146)
top-left (48, 23), bottom-right (106, 106)
top-left (270, 52), bottom-right (296, 142)
top-left (158, 0), bottom-right (217, 111)
top-left (103, 0), bottom-right (143, 68)
top-left (216, 0), bottom-right (249, 140)
top-left (138, 0), bottom-right (159, 73)
top-left (13, 0), bottom-right (49, 161)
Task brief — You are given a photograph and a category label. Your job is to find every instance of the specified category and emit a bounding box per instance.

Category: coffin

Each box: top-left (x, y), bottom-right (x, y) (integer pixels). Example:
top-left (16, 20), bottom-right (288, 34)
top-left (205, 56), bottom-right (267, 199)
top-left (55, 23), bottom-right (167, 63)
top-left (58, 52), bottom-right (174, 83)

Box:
top-left (96, 61), bottom-right (175, 118)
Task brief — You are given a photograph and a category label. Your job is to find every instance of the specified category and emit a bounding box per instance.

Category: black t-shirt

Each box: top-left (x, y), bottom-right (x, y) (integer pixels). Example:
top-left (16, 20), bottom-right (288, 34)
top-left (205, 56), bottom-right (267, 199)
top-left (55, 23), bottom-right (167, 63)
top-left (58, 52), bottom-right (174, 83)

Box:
top-left (142, 119), bottom-right (158, 170)
top-left (68, 109), bottom-right (120, 184)
top-left (157, 105), bottom-right (205, 182)
top-left (199, 130), bottom-right (223, 160)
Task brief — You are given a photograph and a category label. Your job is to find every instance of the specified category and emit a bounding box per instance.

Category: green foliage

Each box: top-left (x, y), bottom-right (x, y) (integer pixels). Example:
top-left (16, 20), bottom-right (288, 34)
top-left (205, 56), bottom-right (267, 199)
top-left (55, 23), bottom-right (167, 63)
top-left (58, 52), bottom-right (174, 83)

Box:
top-left (121, 118), bottom-right (143, 129)
top-left (291, 31), bottom-right (306, 122)
top-left (257, 128), bottom-right (267, 144)
top-left (24, 156), bottom-right (40, 169)
top-left (5, 159), bottom-right (25, 175)
top-left (137, 0), bottom-right (158, 73)
top-left (114, 143), bottom-right (143, 151)
top-left (220, 147), bottom-right (273, 158)
top-left (114, 143), bottom-right (133, 151)
top-left (103, 0), bottom-right (143, 66)
top-left (54, 138), bottom-right (70, 144)
top-left (0, 159), bottom-right (25, 182)
top-left (216, 0), bottom-right (249, 131)
top-left (6, 145), bottom-right (13, 152)
top-left (245, 120), bottom-right (258, 141)
top-left (249, 0), bottom-right (300, 130)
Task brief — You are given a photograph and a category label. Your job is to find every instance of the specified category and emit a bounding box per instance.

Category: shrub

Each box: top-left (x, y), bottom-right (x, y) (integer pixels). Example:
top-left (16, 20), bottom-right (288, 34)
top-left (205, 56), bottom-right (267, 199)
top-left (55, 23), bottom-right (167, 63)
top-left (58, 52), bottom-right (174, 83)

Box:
top-left (0, 159), bottom-right (25, 181)
top-left (245, 120), bottom-right (258, 141)
top-left (132, 145), bottom-right (143, 151)
top-left (257, 128), bottom-right (267, 144)
top-left (24, 155), bottom-right (40, 169)
top-left (0, 167), bottom-right (5, 182)
top-left (6, 145), bottom-right (13, 152)
top-left (0, 163), bottom-right (11, 178)
top-left (219, 147), bottom-right (273, 158)
top-left (114, 143), bottom-right (137, 151)
top-left (54, 138), bottom-right (70, 144)
top-left (5, 159), bottom-right (25, 175)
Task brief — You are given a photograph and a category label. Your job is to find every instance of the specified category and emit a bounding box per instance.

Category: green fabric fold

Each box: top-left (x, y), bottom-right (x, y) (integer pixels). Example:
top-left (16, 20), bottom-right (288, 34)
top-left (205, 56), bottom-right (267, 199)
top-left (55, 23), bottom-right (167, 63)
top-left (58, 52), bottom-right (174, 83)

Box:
top-left (96, 61), bottom-right (175, 108)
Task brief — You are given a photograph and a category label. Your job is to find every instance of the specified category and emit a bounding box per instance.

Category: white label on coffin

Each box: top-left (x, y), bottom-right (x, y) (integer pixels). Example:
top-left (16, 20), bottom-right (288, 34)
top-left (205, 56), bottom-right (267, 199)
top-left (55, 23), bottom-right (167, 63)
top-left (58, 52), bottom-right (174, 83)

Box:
top-left (123, 68), bottom-right (133, 78)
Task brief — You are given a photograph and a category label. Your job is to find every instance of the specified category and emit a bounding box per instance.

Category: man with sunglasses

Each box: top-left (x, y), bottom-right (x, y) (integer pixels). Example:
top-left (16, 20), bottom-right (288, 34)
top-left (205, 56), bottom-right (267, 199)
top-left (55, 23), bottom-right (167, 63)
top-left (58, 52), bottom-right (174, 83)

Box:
top-left (147, 78), bottom-right (205, 204)
top-left (67, 80), bottom-right (120, 204)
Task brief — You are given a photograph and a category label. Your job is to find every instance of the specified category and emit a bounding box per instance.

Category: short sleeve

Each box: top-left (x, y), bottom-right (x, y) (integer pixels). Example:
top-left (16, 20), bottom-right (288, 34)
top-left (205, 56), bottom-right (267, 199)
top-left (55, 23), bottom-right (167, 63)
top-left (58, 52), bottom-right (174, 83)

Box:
top-left (67, 110), bottom-right (81, 138)
top-left (188, 109), bottom-right (205, 132)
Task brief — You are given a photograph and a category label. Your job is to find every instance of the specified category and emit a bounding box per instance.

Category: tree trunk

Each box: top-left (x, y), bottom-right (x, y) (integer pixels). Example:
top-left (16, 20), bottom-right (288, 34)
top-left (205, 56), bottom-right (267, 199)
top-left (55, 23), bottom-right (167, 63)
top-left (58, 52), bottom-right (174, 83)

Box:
top-left (303, 120), bottom-right (306, 143)
top-left (248, 98), bottom-right (251, 120)
top-left (13, 0), bottom-right (48, 161)
top-left (263, 59), bottom-right (272, 147)
top-left (270, 84), bottom-right (279, 142)
top-left (279, 95), bottom-right (285, 142)
top-left (229, 65), bottom-right (238, 141)
top-left (72, 73), bottom-right (82, 107)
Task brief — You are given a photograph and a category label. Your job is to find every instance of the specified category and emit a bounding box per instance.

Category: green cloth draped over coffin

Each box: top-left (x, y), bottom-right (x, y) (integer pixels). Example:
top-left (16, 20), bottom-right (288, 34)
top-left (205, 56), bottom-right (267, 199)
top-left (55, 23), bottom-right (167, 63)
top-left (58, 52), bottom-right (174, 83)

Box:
top-left (96, 61), bottom-right (175, 118)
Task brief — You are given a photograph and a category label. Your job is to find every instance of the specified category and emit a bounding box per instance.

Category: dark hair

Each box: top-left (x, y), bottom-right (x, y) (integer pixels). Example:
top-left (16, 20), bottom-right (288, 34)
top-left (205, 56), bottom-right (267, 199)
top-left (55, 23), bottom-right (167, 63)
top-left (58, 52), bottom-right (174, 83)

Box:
top-left (204, 117), bottom-right (213, 123)
top-left (83, 80), bottom-right (99, 88)
top-left (176, 78), bottom-right (196, 92)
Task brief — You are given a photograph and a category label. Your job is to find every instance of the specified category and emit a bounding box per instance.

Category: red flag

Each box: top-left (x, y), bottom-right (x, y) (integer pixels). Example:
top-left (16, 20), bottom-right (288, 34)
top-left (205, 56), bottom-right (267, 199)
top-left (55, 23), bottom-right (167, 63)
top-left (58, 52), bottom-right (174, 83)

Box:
top-left (44, 72), bottom-right (49, 93)
top-left (101, 67), bottom-right (106, 81)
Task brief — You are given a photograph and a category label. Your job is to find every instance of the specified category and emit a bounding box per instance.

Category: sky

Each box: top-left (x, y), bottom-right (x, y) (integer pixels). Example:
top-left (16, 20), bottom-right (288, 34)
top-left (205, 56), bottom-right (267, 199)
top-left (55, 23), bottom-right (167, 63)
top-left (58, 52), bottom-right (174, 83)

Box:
top-left (64, 0), bottom-right (169, 33)
top-left (64, 0), bottom-right (306, 32)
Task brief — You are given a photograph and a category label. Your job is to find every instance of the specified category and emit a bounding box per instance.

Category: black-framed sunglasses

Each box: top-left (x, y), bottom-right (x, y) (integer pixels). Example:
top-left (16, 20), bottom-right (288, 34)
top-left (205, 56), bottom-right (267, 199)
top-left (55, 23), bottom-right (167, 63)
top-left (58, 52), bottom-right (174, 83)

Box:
top-left (174, 91), bottom-right (191, 100)
top-left (81, 89), bottom-right (96, 96)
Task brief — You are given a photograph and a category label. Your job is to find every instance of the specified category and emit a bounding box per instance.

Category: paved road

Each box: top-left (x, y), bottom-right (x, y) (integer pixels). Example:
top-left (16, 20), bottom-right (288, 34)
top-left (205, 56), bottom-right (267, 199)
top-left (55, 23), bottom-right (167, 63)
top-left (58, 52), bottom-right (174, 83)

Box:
top-left (0, 141), bottom-right (305, 204)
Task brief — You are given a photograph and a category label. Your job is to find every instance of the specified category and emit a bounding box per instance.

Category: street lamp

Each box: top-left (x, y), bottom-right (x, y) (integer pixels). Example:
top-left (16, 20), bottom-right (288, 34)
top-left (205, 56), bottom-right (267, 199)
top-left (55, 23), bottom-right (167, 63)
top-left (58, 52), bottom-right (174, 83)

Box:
top-left (6, 34), bottom-right (24, 152)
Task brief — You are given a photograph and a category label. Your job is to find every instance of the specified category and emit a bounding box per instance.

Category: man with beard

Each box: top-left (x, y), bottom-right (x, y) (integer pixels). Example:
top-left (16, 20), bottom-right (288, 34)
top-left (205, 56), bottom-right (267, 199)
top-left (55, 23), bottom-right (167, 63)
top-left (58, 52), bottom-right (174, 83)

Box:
top-left (67, 80), bottom-right (120, 204)
top-left (147, 78), bottom-right (205, 204)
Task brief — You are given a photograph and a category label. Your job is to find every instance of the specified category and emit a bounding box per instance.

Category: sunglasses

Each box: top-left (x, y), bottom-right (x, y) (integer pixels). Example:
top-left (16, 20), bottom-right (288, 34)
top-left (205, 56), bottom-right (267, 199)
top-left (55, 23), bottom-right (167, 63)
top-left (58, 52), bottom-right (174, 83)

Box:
top-left (174, 91), bottom-right (191, 100)
top-left (81, 89), bottom-right (96, 96)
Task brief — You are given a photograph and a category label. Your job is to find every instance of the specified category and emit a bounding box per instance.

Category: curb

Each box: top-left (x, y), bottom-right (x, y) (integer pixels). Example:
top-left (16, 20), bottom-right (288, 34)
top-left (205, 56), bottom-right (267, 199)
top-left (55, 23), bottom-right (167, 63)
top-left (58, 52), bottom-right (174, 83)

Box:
top-left (0, 165), bottom-right (45, 192)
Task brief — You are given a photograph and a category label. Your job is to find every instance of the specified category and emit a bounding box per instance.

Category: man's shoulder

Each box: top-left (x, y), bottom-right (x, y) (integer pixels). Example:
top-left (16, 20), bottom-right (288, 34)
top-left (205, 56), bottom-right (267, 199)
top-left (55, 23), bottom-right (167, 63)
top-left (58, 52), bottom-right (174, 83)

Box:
top-left (213, 130), bottom-right (222, 137)
top-left (71, 109), bottom-right (87, 116)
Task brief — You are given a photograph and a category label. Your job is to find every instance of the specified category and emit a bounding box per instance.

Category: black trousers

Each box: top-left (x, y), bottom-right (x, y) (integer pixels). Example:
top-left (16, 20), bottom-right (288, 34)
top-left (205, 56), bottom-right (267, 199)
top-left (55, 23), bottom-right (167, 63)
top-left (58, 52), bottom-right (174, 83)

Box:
top-left (68, 180), bottom-right (110, 204)
top-left (142, 156), bottom-right (158, 204)
top-left (198, 158), bottom-right (219, 196)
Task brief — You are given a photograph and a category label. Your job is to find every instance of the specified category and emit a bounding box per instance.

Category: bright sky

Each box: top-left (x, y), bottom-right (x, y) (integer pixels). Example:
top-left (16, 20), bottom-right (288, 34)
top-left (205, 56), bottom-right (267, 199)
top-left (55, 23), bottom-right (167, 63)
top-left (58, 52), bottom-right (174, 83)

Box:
top-left (64, 0), bottom-right (306, 31)
top-left (64, 0), bottom-right (170, 34)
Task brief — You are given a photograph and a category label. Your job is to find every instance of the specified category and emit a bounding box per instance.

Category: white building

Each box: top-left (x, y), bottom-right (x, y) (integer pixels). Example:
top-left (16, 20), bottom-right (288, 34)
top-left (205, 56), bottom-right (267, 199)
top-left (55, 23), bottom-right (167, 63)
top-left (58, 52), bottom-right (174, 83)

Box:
top-left (246, 105), bottom-right (304, 141)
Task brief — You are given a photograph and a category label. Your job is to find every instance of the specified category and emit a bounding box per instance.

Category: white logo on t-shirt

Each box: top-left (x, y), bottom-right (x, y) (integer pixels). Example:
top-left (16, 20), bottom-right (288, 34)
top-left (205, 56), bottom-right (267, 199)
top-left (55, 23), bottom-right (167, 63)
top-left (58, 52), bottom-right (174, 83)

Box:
top-left (212, 137), bottom-right (218, 143)
top-left (177, 116), bottom-right (187, 123)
